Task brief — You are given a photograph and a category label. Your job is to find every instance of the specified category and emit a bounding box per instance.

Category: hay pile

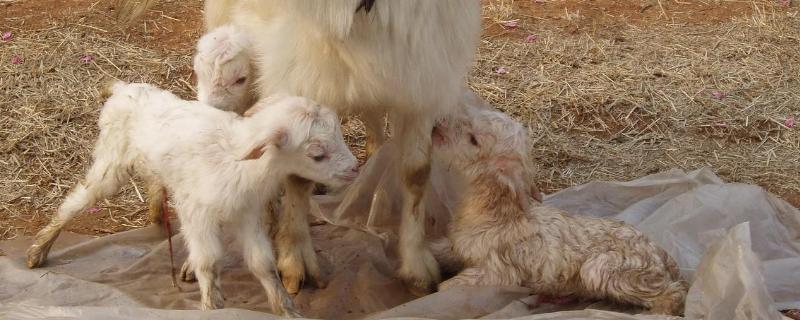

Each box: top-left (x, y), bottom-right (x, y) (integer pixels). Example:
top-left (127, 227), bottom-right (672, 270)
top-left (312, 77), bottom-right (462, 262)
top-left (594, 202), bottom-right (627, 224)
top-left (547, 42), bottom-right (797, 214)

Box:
top-left (472, 2), bottom-right (800, 196)
top-left (1, 1), bottom-right (798, 240)
top-left (0, 23), bottom-right (195, 237)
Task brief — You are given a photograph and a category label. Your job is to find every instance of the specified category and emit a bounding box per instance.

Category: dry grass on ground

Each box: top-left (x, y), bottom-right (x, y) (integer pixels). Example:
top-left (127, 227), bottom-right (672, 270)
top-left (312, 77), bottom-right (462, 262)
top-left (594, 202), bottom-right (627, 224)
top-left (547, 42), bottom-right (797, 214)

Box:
top-left (0, 0), bottom-right (798, 240)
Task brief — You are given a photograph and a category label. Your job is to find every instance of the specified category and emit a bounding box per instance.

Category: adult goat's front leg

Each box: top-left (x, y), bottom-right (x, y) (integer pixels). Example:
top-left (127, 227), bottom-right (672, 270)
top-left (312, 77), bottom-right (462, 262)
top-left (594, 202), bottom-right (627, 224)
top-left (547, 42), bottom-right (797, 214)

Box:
top-left (276, 176), bottom-right (324, 294)
top-left (394, 114), bottom-right (441, 295)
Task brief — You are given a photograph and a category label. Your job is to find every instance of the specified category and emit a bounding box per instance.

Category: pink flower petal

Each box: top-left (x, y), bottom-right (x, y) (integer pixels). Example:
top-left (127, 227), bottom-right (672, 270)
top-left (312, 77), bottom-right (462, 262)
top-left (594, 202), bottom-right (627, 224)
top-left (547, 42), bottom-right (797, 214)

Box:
top-left (1, 31), bottom-right (12, 41)
top-left (495, 66), bottom-right (509, 74)
top-left (710, 91), bottom-right (726, 99)
top-left (786, 115), bottom-right (795, 128)
top-left (10, 56), bottom-right (22, 65)
top-left (87, 207), bottom-right (101, 213)
top-left (79, 54), bottom-right (95, 63)
top-left (525, 34), bottom-right (539, 43)
top-left (500, 19), bottom-right (519, 29)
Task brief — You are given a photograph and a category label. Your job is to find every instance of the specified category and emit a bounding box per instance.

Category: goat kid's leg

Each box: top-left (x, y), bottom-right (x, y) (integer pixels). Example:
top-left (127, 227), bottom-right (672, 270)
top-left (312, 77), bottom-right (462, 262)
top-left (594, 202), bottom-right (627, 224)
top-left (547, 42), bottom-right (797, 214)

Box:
top-left (178, 200), bottom-right (280, 284)
top-left (146, 179), bottom-right (166, 225)
top-left (27, 153), bottom-right (130, 268)
top-left (276, 176), bottom-right (324, 294)
top-left (438, 266), bottom-right (504, 291)
top-left (240, 210), bottom-right (301, 317)
top-left (394, 114), bottom-right (441, 295)
top-left (182, 214), bottom-right (225, 310)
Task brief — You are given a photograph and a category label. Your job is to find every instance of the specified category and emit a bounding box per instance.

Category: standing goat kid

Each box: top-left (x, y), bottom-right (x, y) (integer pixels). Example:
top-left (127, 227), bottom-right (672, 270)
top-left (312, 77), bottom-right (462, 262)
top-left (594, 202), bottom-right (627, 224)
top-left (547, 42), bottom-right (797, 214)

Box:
top-left (430, 107), bottom-right (688, 315)
top-left (26, 82), bottom-right (358, 315)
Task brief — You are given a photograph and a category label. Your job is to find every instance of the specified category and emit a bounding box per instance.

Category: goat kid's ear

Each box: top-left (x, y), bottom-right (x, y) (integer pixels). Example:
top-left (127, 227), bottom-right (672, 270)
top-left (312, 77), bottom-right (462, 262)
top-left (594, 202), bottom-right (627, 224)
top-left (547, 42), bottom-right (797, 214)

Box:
top-left (493, 158), bottom-right (531, 210)
top-left (240, 129), bottom-right (288, 160)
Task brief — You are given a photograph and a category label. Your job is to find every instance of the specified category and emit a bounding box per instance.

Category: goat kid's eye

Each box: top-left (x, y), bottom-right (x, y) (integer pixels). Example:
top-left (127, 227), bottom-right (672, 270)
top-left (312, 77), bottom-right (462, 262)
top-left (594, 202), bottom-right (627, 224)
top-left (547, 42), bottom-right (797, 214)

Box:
top-left (312, 154), bottom-right (327, 162)
top-left (469, 134), bottom-right (479, 146)
top-left (234, 77), bottom-right (247, 85)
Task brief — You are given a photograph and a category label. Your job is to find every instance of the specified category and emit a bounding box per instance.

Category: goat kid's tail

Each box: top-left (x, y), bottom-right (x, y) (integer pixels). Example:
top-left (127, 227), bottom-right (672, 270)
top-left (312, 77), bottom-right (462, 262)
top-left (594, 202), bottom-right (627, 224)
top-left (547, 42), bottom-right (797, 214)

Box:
top-left (99, 79), bottom-right (128, 101)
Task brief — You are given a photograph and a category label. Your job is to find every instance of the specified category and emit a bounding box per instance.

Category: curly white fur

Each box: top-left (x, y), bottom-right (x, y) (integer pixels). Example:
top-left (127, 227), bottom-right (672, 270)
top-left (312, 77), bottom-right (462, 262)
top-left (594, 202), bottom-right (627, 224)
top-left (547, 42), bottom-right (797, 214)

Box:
top-left (26, 82), bottom-right (358, 316)
top-left (430, 106), bottom-right (688, 315)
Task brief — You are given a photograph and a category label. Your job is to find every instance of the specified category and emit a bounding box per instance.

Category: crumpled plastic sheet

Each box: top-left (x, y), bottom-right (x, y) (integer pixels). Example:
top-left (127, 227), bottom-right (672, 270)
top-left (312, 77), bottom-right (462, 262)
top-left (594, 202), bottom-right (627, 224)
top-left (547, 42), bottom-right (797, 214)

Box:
top-left (1, 97), bottom-right (798, 320)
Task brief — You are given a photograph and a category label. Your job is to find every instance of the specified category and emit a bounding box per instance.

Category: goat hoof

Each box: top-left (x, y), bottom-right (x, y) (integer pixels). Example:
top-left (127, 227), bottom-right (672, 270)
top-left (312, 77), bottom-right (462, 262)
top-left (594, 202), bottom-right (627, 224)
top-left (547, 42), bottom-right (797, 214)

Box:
top-left (283, 308), bottom-right (303, 318)
top-left (281, 274), bottom-right (302, 295)
top-left (200, 286), bottom-right (225, 310)
top-left (26, 246), bottom-right (47, 269)
top-left (398, 249), bottom-right (441, 296)
top-left (180, 261), bottom-right (196, 282)
top-left (404, 278), bottom-right (436, 297)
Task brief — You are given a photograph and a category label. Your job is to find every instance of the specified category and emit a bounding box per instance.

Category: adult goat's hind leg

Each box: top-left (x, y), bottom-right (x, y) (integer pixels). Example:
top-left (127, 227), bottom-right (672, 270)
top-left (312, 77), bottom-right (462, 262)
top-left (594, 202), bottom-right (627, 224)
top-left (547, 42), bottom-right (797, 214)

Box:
top-left (394, 113), bottom-right (441, 295)
top-left (276, 176), bottom-right (324, 295)
top-left (26, 148), bottom-right (130, 268)
top-left (362, 109), bottom-right (386, 159)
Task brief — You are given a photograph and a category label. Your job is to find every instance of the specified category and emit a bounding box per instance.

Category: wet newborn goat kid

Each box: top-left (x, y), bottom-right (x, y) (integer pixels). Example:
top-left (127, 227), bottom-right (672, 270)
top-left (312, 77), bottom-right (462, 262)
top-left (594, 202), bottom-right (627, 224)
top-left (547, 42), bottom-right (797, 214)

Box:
top-left (430, 106), bottom-right (688, 315)
top-left (26, 82), bottom-right (358, 315)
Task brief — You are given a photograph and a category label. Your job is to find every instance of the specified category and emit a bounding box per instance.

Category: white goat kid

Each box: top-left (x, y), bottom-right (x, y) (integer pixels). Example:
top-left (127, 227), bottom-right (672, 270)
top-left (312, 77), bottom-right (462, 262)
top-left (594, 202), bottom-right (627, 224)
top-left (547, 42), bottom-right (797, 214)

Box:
top-left (194, 24), bottom-right (256, 115)
top-left (430, 106), bottom-right (688, 315)
top-left (26, 82), bottom-right (358, 315)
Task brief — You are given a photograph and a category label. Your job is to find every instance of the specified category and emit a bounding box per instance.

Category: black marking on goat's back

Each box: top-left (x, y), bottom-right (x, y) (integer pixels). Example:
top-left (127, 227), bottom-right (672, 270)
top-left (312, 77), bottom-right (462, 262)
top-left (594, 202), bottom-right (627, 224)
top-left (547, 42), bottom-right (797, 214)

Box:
top-left (355, 0), bottom-right (376, 13)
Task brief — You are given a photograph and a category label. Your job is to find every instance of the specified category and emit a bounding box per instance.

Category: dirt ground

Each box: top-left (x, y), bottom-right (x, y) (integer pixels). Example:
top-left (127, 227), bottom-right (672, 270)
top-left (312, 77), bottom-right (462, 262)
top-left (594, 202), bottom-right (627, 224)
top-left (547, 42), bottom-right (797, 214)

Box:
top-left (1, 1), bottom-right (798, 240)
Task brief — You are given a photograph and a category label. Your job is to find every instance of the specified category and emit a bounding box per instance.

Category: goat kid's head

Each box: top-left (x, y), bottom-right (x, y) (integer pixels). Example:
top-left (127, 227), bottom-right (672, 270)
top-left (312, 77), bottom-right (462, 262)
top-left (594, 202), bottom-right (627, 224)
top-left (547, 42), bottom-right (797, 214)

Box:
top-left (241, 95), bottom-right (359, 189)
top-left (194, 25), bottom-right (255, 115)
top-left (432, 106), bottom-right (541, 206)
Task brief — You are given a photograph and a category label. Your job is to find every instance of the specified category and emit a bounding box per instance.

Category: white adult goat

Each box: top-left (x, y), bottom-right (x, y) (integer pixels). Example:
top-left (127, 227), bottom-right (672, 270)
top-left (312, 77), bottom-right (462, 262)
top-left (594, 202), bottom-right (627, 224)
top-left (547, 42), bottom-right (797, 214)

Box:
top-left (117, 0), bottom-right (482, 294)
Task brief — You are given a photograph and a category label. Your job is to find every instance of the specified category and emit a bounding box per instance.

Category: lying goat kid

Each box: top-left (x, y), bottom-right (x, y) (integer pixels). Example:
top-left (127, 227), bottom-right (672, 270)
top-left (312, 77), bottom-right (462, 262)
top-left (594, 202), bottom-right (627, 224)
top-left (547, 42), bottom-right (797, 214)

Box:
top-left (430, 106), bottom-right (688, 315)
top-left (26, 82), bottom-right (358, 315)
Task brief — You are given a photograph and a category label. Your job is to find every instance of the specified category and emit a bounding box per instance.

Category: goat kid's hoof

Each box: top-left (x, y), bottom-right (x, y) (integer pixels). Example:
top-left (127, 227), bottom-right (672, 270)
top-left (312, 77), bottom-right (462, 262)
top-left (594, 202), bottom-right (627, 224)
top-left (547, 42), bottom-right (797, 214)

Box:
top-left (25, 246), bottom-right (47, 269)
top-left (282, 308), bottom-right (303, 318)
top-left (180, 261), bottom-right (196, 282)
top-left (200, 291), bottom-right (225, 310)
